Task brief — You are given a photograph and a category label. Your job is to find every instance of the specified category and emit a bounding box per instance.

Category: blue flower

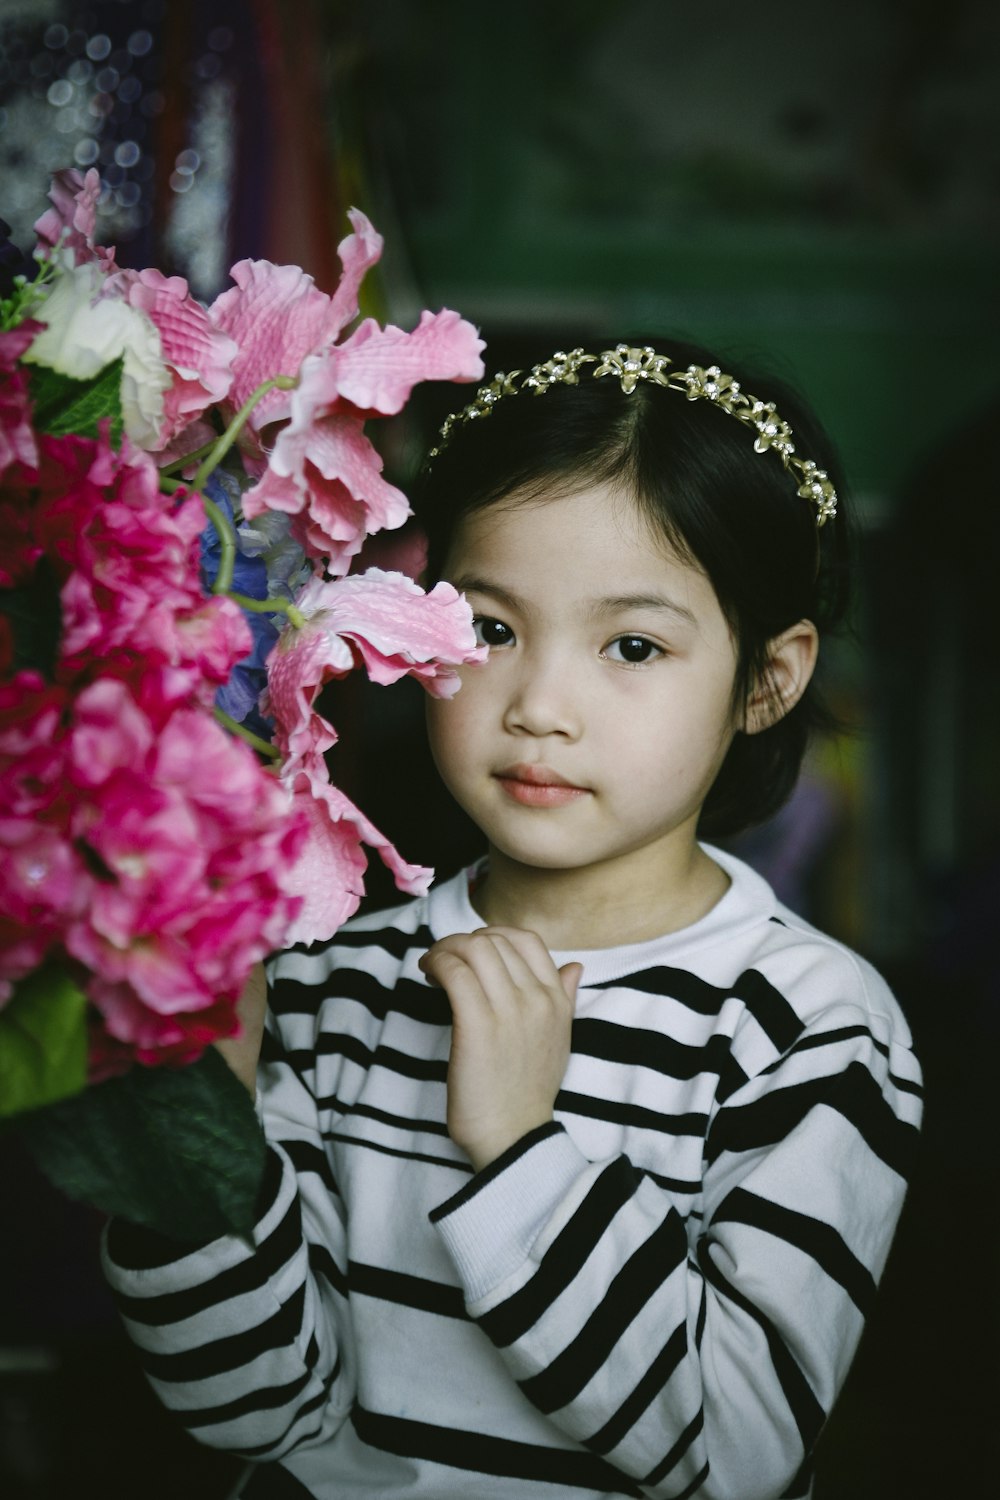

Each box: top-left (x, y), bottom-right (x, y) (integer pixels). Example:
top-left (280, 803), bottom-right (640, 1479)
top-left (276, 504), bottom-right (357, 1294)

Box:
top-left (198, 472), bottom-right (312, 733)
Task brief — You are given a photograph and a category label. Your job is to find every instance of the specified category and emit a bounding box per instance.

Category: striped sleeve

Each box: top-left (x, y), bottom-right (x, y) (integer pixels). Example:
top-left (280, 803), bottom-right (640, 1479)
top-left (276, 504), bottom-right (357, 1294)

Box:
top-left (101, 992), bottom-right (357, 1460)
top-left (431, 1006), bottom-right (922, 1500)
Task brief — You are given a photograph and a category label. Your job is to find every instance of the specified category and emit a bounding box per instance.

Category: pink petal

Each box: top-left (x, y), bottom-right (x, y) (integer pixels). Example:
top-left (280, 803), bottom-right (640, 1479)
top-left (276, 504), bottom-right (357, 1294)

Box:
top-left (327, 209), bottom-right (384, 338)
top-left (112, 268), bottom-right (238, 448)
top-left (278, 757), bottom-right (431, 946)
top-left (33, 168), bottom-right (116, 271)
top-left (264, 569), bottom-right (482, 761)
top-left (294, 568), bottom-right (484, 694)
top-left (331, 310), bottom-right (485, 416)
top-left (265, 620), bottom-right (346, 761)
top-left (244, 409), bottom-right (409, 572)
top-left (208, 259), bottom-right (340, 432)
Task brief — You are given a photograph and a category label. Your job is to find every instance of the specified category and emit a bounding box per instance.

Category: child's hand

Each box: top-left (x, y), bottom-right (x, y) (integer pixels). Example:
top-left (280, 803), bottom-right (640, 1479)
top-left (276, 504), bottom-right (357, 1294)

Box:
top-left (418, 927), bottom-right (582, 1171)
top-left (214, 962), bottom-right (267, 1098)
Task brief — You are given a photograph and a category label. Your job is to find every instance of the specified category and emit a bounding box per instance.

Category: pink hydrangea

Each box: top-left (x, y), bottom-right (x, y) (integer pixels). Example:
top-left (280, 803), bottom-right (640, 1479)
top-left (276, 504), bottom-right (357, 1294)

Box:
top-left (57, 674), bottom-right (307, 1066)
top-left (29, 430), bottom-right (251, 692)
top-left (33, 167), bottom-right (117, 272)
top-left (0, 675), bottom-right (82, 1003)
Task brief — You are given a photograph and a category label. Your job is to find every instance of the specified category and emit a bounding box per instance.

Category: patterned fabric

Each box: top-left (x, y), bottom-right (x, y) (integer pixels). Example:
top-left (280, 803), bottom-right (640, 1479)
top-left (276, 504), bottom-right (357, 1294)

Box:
top-left (102, 848), bottom-right (922, 1499)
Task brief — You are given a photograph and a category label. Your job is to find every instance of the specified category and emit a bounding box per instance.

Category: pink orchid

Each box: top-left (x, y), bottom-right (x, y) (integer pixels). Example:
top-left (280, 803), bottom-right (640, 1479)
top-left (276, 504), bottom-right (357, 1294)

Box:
top-left (33, 167), bottom-right (116, 272)
top-left (208, 210), bottom-right (383, 439)
top-left (242, 401), bottom-right (411, 574)
top-left (279, 754), bottom-right (431, 946)
top-left (108, 267), bottom-right (238, 450)
top-left (243, 309), bottom-right (484, 570)
top-left (265, 567), bottom-right (484, 763)
top-left (331, 310), bottom-right (489, 417)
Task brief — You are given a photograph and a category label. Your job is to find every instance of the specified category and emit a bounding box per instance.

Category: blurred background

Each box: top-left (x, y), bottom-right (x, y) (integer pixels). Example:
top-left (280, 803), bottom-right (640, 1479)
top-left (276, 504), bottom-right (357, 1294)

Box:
top-left (1, 0), bottom-right (997, 1494)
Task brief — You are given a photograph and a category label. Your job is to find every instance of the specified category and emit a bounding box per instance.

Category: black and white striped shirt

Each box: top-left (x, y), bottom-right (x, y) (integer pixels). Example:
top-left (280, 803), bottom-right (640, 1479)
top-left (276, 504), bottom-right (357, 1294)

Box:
top-left (103, 847), bottom-right (922, 1499)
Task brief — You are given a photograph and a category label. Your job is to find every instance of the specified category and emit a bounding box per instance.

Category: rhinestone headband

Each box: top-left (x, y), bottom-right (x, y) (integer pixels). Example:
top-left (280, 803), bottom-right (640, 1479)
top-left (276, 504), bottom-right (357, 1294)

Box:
top-left (428, 344), bottom-right (837, 527)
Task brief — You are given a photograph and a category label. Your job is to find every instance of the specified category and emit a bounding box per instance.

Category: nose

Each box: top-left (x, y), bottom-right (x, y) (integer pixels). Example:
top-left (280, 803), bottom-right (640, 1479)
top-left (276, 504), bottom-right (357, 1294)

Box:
top-left (502, 648), bottom-right (582, 740)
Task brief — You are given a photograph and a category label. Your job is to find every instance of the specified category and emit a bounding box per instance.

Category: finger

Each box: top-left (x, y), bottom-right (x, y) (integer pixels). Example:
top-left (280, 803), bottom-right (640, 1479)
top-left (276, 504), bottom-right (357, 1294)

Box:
top-left (418, 945), bottom-right (493, 1009)
top-left (478, 925), bottom-right (567, 989)
top-left (558, 961), bottom-right (584, 1004)
top-left (421, 938), bottom-right (534, 1023)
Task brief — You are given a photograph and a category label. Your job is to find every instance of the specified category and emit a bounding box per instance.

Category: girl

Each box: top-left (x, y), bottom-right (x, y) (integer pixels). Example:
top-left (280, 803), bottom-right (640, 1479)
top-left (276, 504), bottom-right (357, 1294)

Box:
top-left (103, 340), bottom-right (922, 1500)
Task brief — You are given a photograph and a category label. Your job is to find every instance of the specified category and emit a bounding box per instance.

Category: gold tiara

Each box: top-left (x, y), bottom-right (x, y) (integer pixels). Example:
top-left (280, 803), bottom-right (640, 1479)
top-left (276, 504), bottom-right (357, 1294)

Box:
top-left (428, 344), bottom-right (837, 527)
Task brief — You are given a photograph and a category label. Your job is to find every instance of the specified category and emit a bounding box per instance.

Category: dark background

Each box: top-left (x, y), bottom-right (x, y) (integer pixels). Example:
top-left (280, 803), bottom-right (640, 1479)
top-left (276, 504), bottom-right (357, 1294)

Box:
top-left (1, 0), bottom-right (998, 1494)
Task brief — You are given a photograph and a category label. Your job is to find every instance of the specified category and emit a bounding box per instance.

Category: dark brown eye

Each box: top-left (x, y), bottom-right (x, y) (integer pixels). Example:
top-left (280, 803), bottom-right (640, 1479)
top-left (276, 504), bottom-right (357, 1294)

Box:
top-left (473, 616), bottom-right (514, 649)
top-left (606, 635), bottom-right (660, 664)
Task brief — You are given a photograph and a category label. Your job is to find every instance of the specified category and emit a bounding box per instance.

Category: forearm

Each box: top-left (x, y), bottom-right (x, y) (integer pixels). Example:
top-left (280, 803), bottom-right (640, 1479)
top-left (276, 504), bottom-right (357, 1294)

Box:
top-left (432, 1055), bottom-right (917, 1500)
top-left (103, 1142), bottom-right (354, 1456)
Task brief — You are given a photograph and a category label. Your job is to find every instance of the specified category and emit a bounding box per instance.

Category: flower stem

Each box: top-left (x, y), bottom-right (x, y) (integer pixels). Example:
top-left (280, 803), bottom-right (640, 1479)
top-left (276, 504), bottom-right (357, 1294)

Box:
top-left (201, 492), bottom-right (238, 593)
top-left (159, 439), bottom-right (219, 476)
top-left (213, 706), bottom-right (282, 760)
top-left (192, 375), bottom-right (298, 495)
top-left (227, 590), bottom-right (307, 630)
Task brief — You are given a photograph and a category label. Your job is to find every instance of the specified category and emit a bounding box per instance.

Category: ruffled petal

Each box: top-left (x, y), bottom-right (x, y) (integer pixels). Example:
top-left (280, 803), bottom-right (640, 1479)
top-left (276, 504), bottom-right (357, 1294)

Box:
top-left (33, 167), bottom-right (117, 271)
top-left (326, 209), bottom-right (384, 338)
top-left (207, 259), bottom-right (339, 431)
top-left (278, 756), bottom-right (431, 946)
top-left (243, 409), bottom-right (409, 572)
top-left (332, 309), bottom-right (485, 416)
top-left (112, 267), bottom-right (238, 448)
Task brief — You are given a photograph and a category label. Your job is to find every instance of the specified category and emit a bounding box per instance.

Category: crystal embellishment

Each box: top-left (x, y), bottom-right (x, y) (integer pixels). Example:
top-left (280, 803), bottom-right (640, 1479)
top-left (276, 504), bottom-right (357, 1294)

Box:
top-left (428, 343), bottom-right (838, 525)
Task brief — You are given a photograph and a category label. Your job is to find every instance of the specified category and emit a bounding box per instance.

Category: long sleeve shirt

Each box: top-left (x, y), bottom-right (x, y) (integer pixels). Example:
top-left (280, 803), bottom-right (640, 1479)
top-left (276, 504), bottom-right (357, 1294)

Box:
top-left (102, 846), bottom-right (922, 1499)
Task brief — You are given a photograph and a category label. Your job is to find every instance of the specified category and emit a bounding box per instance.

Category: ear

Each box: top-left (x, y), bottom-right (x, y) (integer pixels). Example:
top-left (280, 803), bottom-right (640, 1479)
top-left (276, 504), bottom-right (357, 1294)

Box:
top-left (743, 619), bottom-right (819, 735)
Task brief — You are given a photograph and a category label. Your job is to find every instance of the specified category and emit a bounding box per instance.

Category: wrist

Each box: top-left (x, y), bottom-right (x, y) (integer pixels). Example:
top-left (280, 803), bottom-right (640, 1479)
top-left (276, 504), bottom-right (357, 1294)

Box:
top-left (462, 1112), bottom-right (555, 1173)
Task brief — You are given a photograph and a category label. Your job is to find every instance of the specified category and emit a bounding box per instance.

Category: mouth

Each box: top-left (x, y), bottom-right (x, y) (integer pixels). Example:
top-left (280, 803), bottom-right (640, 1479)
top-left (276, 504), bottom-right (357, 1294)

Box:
top-left (493, 763), bottom-right (591, 807)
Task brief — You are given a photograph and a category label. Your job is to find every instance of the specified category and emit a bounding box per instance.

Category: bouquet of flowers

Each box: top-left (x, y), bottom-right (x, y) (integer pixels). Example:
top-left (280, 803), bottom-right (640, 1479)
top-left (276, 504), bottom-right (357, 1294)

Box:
top-left (0, 169), bottom-right (485, 1239)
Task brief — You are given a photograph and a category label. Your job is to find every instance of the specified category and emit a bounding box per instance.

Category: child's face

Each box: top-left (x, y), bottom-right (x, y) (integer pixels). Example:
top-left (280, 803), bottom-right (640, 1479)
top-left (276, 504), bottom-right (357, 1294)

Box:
top-left (426, 482), bottom-right (742, 887)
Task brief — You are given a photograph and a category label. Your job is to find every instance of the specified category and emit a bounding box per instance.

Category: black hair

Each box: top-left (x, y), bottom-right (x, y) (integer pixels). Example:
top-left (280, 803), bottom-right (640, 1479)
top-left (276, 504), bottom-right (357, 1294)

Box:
top-left (413, 338), bottom-right (851, 839)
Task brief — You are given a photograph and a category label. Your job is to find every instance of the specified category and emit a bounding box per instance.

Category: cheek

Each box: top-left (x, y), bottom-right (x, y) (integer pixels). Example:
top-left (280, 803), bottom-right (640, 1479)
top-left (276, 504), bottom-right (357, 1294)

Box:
top-left (425, 693), bottom-right (477, 777)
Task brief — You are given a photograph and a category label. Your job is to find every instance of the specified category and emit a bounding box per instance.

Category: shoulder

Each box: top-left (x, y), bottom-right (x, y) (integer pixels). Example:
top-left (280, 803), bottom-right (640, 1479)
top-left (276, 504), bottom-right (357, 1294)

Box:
top-left (701, 846), bottom-right (917, 1058)
top-left (753, 901), bottom-right (912, 1046)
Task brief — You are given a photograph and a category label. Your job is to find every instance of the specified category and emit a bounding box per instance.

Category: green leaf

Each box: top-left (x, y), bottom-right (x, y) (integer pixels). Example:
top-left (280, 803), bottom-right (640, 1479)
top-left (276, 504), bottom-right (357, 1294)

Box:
top-left (0, 962), bottom-right (88, 1118)
top-left (17, 1047), bottom-right (267, 1242)
top-left (27, 357), bottom-right (124, 446)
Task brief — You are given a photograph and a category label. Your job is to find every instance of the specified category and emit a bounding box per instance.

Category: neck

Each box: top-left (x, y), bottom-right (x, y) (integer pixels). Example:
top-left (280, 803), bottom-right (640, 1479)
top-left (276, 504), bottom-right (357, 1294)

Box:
top-left (471, 837), bottom-right (730, 951)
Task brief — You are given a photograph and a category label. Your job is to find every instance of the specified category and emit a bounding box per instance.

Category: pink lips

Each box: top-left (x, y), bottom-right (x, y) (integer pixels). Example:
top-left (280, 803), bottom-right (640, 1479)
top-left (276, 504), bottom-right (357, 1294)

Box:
top-left (494, 763), bottom-right (590, 808)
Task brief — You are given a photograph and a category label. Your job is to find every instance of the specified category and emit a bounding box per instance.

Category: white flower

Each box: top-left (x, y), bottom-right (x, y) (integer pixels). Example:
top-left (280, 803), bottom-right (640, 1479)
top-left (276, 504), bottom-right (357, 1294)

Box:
top-left (22, 262), bottom-right (171, 448)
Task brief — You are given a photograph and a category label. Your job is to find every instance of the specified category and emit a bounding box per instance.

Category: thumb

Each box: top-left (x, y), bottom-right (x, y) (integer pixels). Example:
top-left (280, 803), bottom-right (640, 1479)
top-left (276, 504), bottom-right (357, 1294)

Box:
top-left (558, 961), bottom-right (584, 1003)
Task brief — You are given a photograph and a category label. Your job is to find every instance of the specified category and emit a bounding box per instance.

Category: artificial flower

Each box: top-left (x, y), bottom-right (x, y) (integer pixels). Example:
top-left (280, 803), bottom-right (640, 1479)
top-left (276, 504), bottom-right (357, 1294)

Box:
top-left (32, 166), bottom-right (116, 273)
top-left (109, 266), bottom-right (239, 450)
top-left (265, 567), bottom-right (484, 763)
top-left (1, 169), bottom-right (485, 1235)
top-left (23, 261), bottom-right (171, 446)
top-left (278, 753), bottom-right (431, 946)
top-left (0, 323), bottom-right (41, 485)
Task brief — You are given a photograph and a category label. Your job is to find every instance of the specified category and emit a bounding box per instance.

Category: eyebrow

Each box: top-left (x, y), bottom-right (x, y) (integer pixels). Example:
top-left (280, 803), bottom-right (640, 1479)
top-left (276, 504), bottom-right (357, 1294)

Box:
top-left (451, 577), bottom-right (698, 627)
top-left (594, 592), bottom-right (698, 625)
